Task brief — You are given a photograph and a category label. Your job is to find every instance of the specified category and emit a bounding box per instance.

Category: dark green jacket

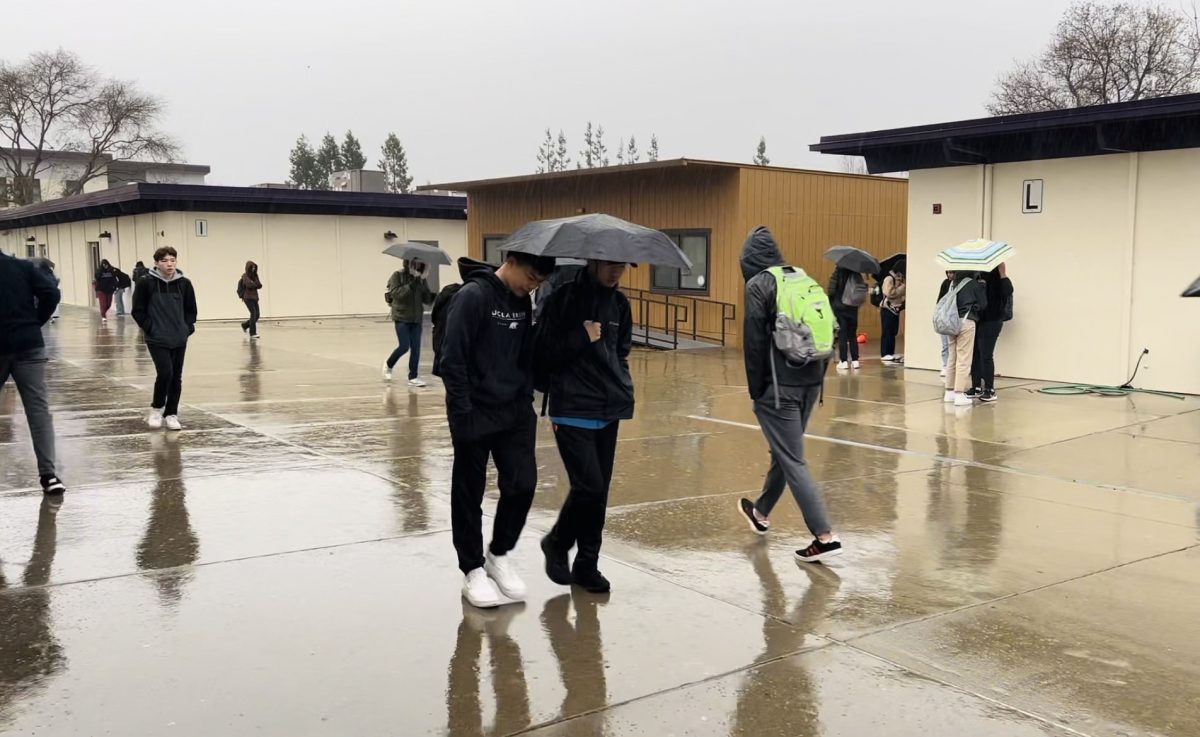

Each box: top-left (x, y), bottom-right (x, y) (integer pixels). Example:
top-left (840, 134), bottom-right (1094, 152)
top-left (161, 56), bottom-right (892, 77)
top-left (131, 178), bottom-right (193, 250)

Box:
top-left (386, 269), bottom-right (434, 323)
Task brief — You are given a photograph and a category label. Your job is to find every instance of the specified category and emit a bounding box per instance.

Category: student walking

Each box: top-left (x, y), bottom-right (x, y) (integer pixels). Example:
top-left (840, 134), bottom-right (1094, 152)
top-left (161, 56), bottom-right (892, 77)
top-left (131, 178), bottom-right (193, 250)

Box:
top-left (968, 264), bottom-right (1013, 403)
top-left (880, 260), bottom-right (906, 362)
top-left (131, 261), bottom-right (149, 305)
top-left (131, 247), bottom-right (198, 431)
top-left (827, 266), bottom-right (868, 370)
top-left (114, 266), bottom-right (132, 316)
top-left (0, 252), bottom-right (66, 494)
top-left (942, 271), bottom-right (988, 408)
top-left (239, 261), bottom-right (263, 339)
top-left (436, 252), bottom-right (555, 609)
top-left (737, 227), bottom-right (842, 563)
top-left (534, 260), bottom-right (634, 594)
top-left (93, 259), bottom-right (120, 323)
top-left (383, 258), bottom-right (434, 386)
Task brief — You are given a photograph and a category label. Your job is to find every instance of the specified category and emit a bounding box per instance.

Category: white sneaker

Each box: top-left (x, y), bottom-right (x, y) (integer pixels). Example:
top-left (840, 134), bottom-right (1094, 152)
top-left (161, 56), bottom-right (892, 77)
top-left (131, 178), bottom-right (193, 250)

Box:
top-left (881, 355), bottom-right (895, 362)
top-left (954, 393), bottom-right (974, 407)
top-left (836, 361), bottom-right (849, 370)
top-left (101, 317), bottom-right (108, 324)
top-left (164, 415), bottom-right (183, 431)
top-left (484, 552), bottom-right (527, 601)
top-left (408, 378), bottom-right (427, 388)
top-left (943, 391), bottom-right (956, 403)
top-left (382, 362), bottom-right (393, 382)
top-left (147, 410), bottom-right (164, 429)
top-left (462, 568), bottom-right (502, 609)
top-left (851, 360), bottom-right (861, 369)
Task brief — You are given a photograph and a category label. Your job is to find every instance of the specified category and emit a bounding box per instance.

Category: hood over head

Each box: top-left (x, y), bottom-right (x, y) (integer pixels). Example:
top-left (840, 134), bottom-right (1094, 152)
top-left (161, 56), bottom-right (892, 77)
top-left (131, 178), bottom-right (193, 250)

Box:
top-left (456, 256), bottom-right (498, 283)
top-left (740, 226), bottom-right (785, 282)
top-left (245, 260), bottom-right (258, 273)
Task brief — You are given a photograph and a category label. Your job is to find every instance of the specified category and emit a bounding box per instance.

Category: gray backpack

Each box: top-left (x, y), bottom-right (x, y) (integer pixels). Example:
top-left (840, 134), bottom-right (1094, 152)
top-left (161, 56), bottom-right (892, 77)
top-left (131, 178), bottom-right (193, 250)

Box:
top-left (933, 279), bottom-right (970, 336)
top-left (840, 272), bottom-right (868, 307)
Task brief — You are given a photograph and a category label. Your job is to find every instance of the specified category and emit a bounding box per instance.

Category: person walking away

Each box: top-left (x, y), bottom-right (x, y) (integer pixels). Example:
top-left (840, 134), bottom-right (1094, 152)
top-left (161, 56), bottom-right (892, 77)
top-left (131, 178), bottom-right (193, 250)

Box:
top-left (827, 266), bottom-right (867, 370)
top-left (93, 259), bottom-right (119, 323)
top-left (436, 252), bottom-right (555, 609)
top-left (113, 265), bottom-right (132, 316)
top-left (239, 261), bottom-right (263, 339)
top-left (534, 260), bottom-right (634, 594)
top-left (737, 226), bottom-right (842, 562)
top-left (968, 264), bottom-right (1013, 403)
top-left (131, 247), bottom-right (197, 431)
top-left (0, 252), bottom-right (66, 494)
top-left (383, 258), bottom-right (435, 386)
top-left (131, 261), bottom-right (148, 307)
top-left (942, 271), bottom-right (987, 407)
top-left (880, 260), bottom-right (906, 363)
top-left (936, 271), bottom-right (953, 376)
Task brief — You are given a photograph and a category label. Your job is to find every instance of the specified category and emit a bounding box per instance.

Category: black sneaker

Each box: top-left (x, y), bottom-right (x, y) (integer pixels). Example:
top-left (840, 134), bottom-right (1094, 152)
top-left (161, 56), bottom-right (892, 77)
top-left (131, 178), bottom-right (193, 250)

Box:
top-left (39, 475), bottom-right (66, 494)
top-left (540, 535), bottom-right (572, 585)
top-left (964, 387), bottom-right (983, 399)
top-left (738, 498), bottom-right (769, 535)
top-left (572, 567), bottom-right (611, 593)
top-left (980, 390), bottom-right (998, 403)
top-left (795, 537), bottom-right (843, 563)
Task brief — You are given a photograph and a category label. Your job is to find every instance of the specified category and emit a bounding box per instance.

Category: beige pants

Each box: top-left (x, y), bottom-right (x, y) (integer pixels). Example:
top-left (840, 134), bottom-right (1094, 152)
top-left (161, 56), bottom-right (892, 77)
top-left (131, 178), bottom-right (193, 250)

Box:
top-left (945, 319), bottom-right (977, 393)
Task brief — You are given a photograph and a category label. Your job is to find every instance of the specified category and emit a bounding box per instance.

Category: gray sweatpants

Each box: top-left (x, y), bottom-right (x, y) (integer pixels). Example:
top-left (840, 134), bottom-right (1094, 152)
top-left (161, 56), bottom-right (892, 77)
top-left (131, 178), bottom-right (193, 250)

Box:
top-left (752, 385), bottom-right (832, 537)
top-left (0, 349), bottom-right (57, 477)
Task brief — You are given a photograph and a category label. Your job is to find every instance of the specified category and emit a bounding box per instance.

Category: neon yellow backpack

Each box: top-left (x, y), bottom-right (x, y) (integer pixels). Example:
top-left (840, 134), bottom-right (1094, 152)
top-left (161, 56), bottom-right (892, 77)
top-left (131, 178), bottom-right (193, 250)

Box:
top-left (767, 266), bottom-right (834, 364)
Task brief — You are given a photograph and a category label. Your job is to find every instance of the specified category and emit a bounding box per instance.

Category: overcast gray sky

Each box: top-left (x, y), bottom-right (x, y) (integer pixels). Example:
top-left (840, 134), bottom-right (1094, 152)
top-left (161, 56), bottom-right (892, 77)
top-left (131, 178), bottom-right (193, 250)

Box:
top-left (10, 0), bottom-right (1077, 186)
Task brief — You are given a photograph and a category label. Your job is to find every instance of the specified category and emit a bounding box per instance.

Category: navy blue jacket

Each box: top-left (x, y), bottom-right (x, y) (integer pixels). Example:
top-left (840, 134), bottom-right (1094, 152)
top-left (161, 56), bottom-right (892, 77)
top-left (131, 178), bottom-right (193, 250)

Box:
top-left (0, 253), bottom-right (60, 355)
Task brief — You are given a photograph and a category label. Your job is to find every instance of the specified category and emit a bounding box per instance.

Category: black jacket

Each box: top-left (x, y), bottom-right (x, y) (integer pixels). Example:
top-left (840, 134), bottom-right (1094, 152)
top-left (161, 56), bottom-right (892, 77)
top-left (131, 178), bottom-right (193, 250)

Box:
top-left (534, 268), bottom-right (634, 421)
top-left (438, 258), bottom-right (536, 440)
top-left (0, 253), bottom-right (60, 355)
top-left (115, 269), bottom-right (132, 289)
top-left (741, 227), bottom-right (827, 401)
top-left (826, 267), bottom-right (862, 313)
top-left (949, 275), bottom-right (988, 320)
top-left (978, 275), bottom-right (1013, 322)
top-left (94, 267), bottom-right (119, 295)
top-left (132, 269), bottom-right (198, 349)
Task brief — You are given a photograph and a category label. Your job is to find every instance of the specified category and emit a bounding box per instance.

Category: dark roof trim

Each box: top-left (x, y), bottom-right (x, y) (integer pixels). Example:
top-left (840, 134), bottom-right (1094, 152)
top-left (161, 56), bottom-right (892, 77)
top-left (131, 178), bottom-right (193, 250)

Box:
top-left (107, 161), bottom-right (212, 175)
top-left (0, 147), bottom-right (97, 163)
top-left (0, 183), bottom-right (466, 229)
top-left (420, 157), bottom-right (903, 192)
top-left (811, 93), bottom-right (1200, 172)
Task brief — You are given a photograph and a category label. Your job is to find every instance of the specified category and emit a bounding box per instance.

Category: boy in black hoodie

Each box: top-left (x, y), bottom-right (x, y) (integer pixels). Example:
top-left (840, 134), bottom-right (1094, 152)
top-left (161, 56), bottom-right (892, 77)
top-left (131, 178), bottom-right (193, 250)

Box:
top-left (132, 247), bottom-right (198, 432)
top-left (437, 251), bottom-right (556, 609)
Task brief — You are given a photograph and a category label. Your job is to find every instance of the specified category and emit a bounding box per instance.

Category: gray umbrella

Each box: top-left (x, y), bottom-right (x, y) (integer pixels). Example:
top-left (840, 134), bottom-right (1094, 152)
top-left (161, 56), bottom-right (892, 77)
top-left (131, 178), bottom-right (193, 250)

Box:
top-left (381, 241), bottom-right (452, 266)
top-left (824, 245), bottom-right (880, 274)
top-left (1184, 276), bottom-right (1200, 297)
top-left (499, 214), bottom-right (692, 270)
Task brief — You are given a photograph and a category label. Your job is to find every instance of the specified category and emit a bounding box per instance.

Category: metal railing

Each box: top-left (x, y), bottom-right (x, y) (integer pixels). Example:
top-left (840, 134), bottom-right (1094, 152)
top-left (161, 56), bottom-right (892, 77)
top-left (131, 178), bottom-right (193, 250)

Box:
top-left (623, 288), bottom-right (737, 349)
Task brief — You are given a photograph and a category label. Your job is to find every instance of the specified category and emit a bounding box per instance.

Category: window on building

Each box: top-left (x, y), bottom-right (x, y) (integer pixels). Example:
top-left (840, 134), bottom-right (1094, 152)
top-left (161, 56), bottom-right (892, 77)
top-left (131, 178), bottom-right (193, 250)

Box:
top-left (8, 177), bottom-right (42, 204)
top-left (483, 235), bottom-right (508, 265)
top-left (26, 242), bottom-right (36, 258)
top-left (651, 231), bottom-right (710, 293)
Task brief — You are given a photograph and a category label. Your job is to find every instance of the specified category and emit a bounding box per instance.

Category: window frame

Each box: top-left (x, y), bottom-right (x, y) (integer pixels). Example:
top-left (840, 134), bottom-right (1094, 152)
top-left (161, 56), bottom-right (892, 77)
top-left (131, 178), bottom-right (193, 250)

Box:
top-left (482, 234), bottom-right (509, 266)
top-left (650, 229), bottom-right (712, 296)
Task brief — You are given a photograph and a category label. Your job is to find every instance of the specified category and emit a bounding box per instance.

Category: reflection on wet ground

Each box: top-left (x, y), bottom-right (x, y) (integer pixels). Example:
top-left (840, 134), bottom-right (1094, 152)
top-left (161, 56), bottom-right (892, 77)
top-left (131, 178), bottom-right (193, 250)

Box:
top-left (1, 309), bottom-right (1197, 736)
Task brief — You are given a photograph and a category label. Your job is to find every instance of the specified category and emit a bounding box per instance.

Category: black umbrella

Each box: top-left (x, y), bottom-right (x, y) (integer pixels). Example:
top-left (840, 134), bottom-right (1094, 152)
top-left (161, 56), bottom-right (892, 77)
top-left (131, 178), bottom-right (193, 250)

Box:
top-left (877, 252), bottom-right (906, 277)
top-left (499, 214), bottom-right (692, 270)
top-left (1184, 276), bottom-right (1200, 297)
top-left (824, 245), bottom-right (880, 274)
top-left (381, 241), bottom-right (452, 266)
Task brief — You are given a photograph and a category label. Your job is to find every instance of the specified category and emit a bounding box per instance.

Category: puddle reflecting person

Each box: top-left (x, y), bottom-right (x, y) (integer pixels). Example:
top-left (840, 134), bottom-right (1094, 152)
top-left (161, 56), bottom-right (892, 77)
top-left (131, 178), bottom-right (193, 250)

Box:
top-left (436, 252), bottom-right (554, 608)
top-left (239, 260), bottom-right (263, 339)
top-left (382, 258), bottom-right (435, 387)
top-left (445, 604), bottom-right (532, 736)
top-left (534, 261), bottom-right (633, 594)
top-left (0, 251), bottom-right (66, 495)
top-left (737, 227), bottom-right (842, 563)
top-left (132, 247), bottom-right (198, 432)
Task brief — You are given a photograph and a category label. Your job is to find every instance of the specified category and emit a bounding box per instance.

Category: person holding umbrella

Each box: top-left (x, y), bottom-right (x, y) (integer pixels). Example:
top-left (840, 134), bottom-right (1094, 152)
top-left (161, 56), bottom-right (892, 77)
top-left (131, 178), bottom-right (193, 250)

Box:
top-left (824, 247), bottom-right (878, 370)
top-left (383, 257), bottom-right (435, 386)
top-left (936, 239), bottom-right (1007, 407)
top-left (533, 259), bottom-right (634, 594)
top-left (880, 259), bottom-right (906, 363)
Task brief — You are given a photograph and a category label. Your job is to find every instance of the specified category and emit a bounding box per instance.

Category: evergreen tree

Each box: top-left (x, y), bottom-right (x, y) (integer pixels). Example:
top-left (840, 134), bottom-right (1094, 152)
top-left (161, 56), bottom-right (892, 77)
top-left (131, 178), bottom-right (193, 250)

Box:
top-left (287, 135), bottom-right (322, 190)
top-left (593, 125), bottom-right (609, 167)
top-left (340, 130), bottom-right (367, 170)
top-left (378, 132), bottom-right (413, 193)
top-left (579, 122), bottom-right (596, 168)
top-left (555, 130), bottom-right (570, 170)
top-left (626, 135), bottom-right (639, 164)
top-left (616, 137), bottom-right (626, 165)
top-left (316, 132), bottom-right (344, 185)
top-left (536, 128), bottom-right (556, 173)
top-left (647, 134), bottom-right (660, 162)
top-left (753, 137), bottom-right (770, 166)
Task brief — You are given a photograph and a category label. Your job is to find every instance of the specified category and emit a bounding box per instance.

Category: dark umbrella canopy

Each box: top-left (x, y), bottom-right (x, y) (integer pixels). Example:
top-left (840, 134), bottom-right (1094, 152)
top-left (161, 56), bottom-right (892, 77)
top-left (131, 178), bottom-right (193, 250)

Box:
top-left (824, 245), bottom-right (880, 274)
top-left (1184, 275), bottom-right (1200, 297)
top-left (381, 241), bottom-right (452, 266)
top-left (499, 214), bottom-right (692, 271)
top-left (877, 252), bottom-right (906, 277)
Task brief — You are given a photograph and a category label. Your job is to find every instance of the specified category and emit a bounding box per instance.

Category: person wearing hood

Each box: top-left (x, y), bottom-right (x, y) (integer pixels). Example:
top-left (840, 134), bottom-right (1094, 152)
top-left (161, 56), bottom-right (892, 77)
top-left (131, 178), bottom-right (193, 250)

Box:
top-left (0, 251), bottom-right (66, 495)
top-left (737, 226), bottom-right (842, 563)
top-left (239, 261), bottom-right (263, 339)
top-left (113, 265), bottom-right (133, 317)
top-left (533, 260), bottom-right (634, 594)
top-left (93, 259), bottom-right (120, 323)
top-left (436, 251), bottom-right (555, 609)
top-left (880, 259), bottom-right (906, 362)
top-left (382, 258), bottom-right (434, 386)
top-left (131, 261), bottom-right (149, 305)
top-left (131, 247), bottom-right (198, 431)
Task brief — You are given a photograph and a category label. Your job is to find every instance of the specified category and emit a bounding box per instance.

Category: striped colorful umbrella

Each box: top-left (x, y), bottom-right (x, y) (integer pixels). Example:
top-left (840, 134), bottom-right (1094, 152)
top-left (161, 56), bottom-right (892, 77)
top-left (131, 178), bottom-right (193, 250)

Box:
top-left (936, 239), bottom-right (1014, 272)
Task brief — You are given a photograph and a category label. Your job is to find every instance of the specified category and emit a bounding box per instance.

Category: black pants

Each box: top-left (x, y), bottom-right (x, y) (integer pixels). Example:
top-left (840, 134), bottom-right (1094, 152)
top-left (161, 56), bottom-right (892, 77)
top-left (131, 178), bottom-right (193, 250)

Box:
top-left (240, 299), bottom-right (260, 336)
top-left (148, 345), bottom-right (187, 415)
top-left (546, 421), bottom-right (620, 572)
top-left (971, 320), bottom-right (1004, 391)
top-left (450, 414), bottom-right (537, 573)
top-left (880, 307), bottom-right (900, 357)
top-left (834, 308), bottom-right (859, 361)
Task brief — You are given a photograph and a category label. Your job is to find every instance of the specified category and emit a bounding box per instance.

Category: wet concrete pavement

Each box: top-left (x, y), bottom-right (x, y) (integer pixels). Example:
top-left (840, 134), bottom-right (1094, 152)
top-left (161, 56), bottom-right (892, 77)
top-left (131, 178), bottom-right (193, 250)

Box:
top-left (1, 309), bottom-right (1197, 737)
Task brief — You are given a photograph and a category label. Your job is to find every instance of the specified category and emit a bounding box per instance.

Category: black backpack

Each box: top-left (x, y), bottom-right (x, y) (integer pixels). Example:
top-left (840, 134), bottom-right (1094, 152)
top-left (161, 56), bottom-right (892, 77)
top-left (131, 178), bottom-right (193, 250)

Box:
top-left (430, 283), bottom-right (464, 377)
top-left (236, 277), bottom-right (246, 299)
top-left (869, 278), bottom-right (884, 307)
